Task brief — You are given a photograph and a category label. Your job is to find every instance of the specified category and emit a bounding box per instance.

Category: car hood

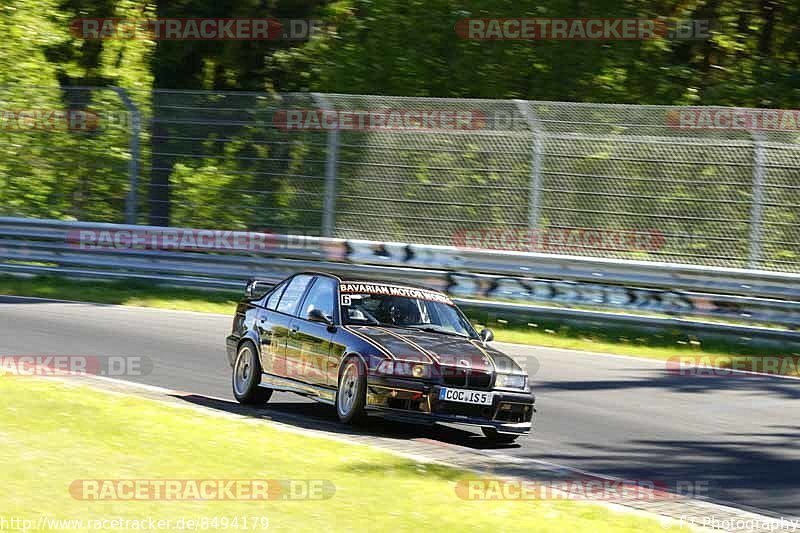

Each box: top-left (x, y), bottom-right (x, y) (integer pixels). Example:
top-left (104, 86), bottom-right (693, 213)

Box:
top-left (345, 325), bottom-right (524, 374)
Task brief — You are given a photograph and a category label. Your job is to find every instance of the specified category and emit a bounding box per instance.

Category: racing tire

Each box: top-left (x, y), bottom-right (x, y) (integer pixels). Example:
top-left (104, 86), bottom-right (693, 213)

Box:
top-left (482, 427), bottom-right (519, 444)
top-left (336, 357), bottom-right (367, 424)
top-left (232, 341), bottom-right (272, 405)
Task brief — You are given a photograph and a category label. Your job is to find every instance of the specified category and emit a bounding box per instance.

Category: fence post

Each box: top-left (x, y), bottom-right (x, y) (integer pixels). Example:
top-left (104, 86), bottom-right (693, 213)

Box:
top-left (312, 93), bottom-right (338, 237)
top-left (111, 87), bottom-right (141, 225)
top-left (748, 131), bottom-right (766, 269)
top-left (515, 100), bottom-right (545, 233)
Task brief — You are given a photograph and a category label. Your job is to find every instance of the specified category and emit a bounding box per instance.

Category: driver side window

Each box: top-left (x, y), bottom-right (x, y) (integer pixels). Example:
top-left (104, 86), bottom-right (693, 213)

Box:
top-left (301, 277), bottom-right (337, 321)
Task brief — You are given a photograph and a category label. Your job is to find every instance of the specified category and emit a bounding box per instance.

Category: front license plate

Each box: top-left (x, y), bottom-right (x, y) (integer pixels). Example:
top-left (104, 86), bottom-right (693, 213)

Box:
top-left (439, 388), bottom-right (494, 405)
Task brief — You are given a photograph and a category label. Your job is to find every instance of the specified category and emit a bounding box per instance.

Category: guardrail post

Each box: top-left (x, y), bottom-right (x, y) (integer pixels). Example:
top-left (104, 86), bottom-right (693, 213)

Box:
top-left (515, 100), bottom-right (545, 233)
top-left (312, 93), bottom-right (338, 237)
top-left (748, 131), bottom-right (766, 268)
top-left (111, 87), bottom-right (141, 225)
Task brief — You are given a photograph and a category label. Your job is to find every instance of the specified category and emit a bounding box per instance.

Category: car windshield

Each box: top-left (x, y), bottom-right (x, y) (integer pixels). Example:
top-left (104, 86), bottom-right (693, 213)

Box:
top-left (340, 284), bottom-right (477, 338)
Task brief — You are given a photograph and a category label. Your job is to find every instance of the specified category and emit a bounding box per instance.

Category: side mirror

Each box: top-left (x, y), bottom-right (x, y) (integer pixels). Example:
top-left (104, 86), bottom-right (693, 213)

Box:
top-left (480, 328), bottom-right (494, 343)
top-left (308, 308), bottom-right (333, 325)
top-left (245, 279), bottom-right (271, 299)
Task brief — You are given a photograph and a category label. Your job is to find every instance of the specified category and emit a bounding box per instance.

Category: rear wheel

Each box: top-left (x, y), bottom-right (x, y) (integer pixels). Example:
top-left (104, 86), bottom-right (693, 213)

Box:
top-left (336, 357), bottom-right (367, 424)
top-left (232, 341), bottom-right (272, 405)
top-left (482, 427), bottom-right (519, 444)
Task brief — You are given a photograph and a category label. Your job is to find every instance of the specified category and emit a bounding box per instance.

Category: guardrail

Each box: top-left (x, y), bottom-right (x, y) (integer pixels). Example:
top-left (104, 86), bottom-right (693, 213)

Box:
top-left (1, 217), bottom-right (799, 342)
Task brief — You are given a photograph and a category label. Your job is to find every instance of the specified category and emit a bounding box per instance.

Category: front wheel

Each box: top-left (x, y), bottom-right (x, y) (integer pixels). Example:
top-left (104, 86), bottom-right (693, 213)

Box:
top-left (336, 357), bottom-right (367, 424)
top-left (482, 427), bottom-right (519, 444)
top-left (232, 342), bottom-right (272, 405)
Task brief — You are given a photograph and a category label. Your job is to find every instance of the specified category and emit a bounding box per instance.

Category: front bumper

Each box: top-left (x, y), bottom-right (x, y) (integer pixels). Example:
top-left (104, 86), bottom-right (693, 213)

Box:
top-left (365, 375), bottom-right (535, 435)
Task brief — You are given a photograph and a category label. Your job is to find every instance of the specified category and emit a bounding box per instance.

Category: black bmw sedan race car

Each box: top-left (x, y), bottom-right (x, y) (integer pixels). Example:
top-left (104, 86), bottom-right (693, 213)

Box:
top-left (225, 272), bottom-right (535, 443)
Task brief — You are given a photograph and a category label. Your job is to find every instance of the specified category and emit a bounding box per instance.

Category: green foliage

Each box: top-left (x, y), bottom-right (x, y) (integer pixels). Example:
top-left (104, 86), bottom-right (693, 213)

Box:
top-left (0, 0), bottom-right (798, 270)
top-left (272, 0), bottom-right (800, 107)
top-left (0, 0), bottom-right (153, 222)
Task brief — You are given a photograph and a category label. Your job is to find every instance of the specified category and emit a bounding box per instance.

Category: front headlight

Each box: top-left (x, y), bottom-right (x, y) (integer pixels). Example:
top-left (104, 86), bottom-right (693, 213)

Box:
top-left (376, 360), bottom-right (431, 379)
top-left (495, 373), bottom-right (527, 390)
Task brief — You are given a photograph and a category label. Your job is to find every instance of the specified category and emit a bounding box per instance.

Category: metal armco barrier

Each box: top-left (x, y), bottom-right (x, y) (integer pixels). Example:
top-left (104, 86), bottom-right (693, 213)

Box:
top-left (1, 217), bottom-right (798, 340)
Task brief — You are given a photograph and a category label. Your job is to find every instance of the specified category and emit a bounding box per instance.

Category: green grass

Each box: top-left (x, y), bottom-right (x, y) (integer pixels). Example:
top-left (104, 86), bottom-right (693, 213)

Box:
top-left (0, 377), bottom-right (672, 532)
top-left (2, 275), bottom-right (797, 375)
top-left (484, 320), bottom-right (798, 363)
top-left (0, 275), bottom-right (240, 314)
top-left (471, 316), bottom-right (799, 376)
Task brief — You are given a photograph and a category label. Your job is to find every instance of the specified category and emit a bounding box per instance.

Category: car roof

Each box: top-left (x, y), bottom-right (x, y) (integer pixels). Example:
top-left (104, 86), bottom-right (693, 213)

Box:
top-left (339, 278), bottom-right (446, 294)
top-left (291, 272), bottom-right (446, 295)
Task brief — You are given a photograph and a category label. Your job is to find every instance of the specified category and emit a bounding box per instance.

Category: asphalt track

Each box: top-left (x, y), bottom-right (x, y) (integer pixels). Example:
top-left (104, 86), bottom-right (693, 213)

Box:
top-left (2, 296), bottom-right (799, 518)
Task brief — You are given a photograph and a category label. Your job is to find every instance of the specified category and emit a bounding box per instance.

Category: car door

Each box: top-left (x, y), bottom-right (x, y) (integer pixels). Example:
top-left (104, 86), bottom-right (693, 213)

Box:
top-left (255, 280), bottom-right (288, 375)
top-left (266, 274), bottom-right (313, 378)
top-left (286, 275), bottom-right (338, 387)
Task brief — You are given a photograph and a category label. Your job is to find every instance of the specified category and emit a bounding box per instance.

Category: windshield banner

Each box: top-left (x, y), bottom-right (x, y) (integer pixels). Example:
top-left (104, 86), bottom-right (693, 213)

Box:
top-left (339, 283), bottom-right (454, 306)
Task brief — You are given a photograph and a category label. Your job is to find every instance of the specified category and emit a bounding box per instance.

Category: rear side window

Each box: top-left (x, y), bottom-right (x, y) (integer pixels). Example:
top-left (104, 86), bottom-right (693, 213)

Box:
top-left (265, 281), bottom-right (286, 310)
top-left (276, 275), bottom-right (313, 315)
